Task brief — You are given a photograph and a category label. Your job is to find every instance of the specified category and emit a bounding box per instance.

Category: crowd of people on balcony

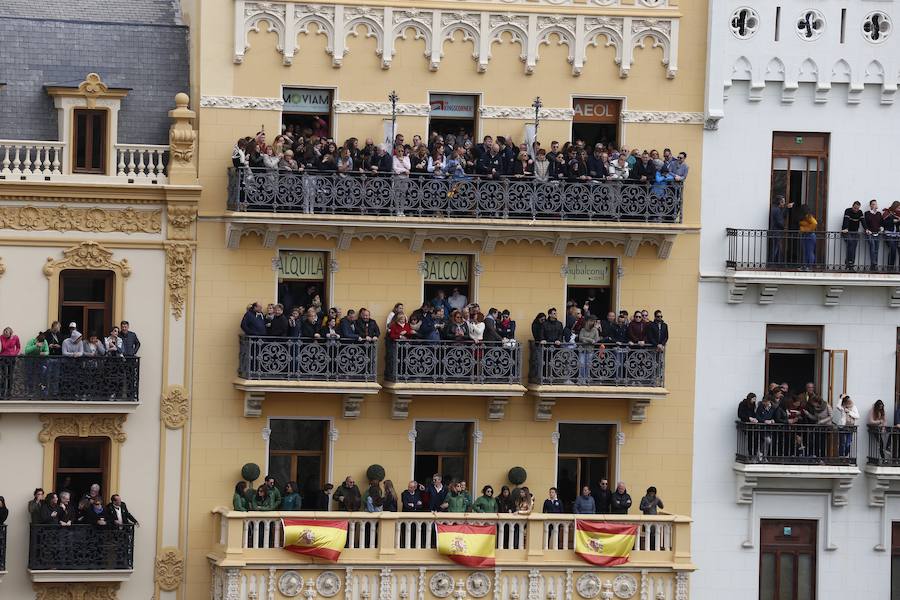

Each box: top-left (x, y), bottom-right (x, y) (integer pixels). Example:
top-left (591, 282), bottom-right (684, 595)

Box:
top-left (736, 382), bottom-right (863, 460)
top-left (0, 321), bottom-right (141, 359)
top-left (232, 128), bottom-right (689, 186)
top-left (531, 306), bottom-right (669, 350)
top-left (21, 485), bottom-right (139, 528)
top-left (233, 473), bottom-right (664, 516)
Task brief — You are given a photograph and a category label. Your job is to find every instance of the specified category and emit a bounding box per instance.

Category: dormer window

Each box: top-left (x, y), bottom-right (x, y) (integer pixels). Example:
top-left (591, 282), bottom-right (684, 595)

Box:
top-left (73, 108), bottom-right (108, 173)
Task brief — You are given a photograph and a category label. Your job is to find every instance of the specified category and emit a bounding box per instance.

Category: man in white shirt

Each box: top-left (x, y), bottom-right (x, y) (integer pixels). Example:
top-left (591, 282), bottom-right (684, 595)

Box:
top-left (107, 494), bottom-right (139, 528)
top-left (448, 288), bottom-right (468, 311)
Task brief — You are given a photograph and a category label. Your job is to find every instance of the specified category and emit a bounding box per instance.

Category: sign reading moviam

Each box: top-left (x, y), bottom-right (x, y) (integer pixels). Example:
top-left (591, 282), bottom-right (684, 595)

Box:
top-left (283, 88), bottom-right (332, 114)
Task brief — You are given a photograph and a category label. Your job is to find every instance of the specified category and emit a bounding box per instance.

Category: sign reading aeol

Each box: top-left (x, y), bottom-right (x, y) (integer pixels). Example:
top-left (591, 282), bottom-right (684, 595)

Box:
top-left (423, 254), bottom-right (471, 283)
top-left (567, 257), bottom-right (612, 286)
top-left (572, 99), bottom-right (621, 124)
top-left (283, 88), bottom-right (332, 114)
top-left (429, 94), bottom-right (476, 118)
top-left (279, 251), bottom-right (327, 281)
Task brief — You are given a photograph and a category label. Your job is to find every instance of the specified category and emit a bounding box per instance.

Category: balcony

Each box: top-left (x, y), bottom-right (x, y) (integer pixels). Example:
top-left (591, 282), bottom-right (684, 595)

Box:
top-left (733, 422), bottom-right (860, 506)
top-left (864, 425), bottom-right (900, 507)
top-left (224, 171), bottom-right (691, 257)
top-left (210, 510), bottom-right (693, 594)
top-left (527, 342), bottom-right (667, 422)
top-left (725, 228), bottom-right (900, 306)
top-left (0, 356), bottom-right (140, 413)
top-left (0, 140), bottom-right (168, 184)
top-left (383, 340), bottom-right (525, 419)
top-left (28, 524), bottom-right (134, 582)
top-left (234, 336), bottom-right (380, 418)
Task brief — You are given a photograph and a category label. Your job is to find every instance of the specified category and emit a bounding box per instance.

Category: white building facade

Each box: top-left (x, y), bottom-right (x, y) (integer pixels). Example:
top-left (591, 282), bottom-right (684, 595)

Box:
top-left (695, 2), bottom-right (900, 599)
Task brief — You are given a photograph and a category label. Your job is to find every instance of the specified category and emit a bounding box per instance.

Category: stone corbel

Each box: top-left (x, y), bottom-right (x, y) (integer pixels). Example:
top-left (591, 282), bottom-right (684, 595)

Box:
top-left (243, 390), bottom-right (264, 417)
top-left (656, 235), bottom-right (676, 259)
top-left (831, 477), bottom-right (853, 506)
top-left (337, 228), bottom-right (354, 251)
top-left (392, 395), bottom-right (411, 420)
top-left (410, 230), bottom-right (428, 253)
top-left (823, 286), bottom-right (843, 307)
top-left (758, 284), bottom-right (778, 304)
top-left (781, 81), bottom-right (798, 104)
top-left (482, 232), bottom-right (501, 254)
top-left (881, 83), bottom-right (897, 105)
top-left (226, 223), bottom-right (244, 249)
top-left (727, 281), bottom-right (747, 304)
top-left (343, 394), bottom-right (364, 419)
top-left (629, 398), bottom-right (651, 423)
top-left (734, 469), bottom-right (758, 504)
top-left (552, 235), bottom-right (571, 256)
top-left (487, 397), bottom-right (508, 421)
top-left (534, 397), bottom-right (555, 422)
top-left (867, 472), bottom-right (893, 508)
top-left (847, 83), bottom-right (864, 105)
top-left (624, 235), bottom-right (642, 257)
top-left (888, 287), bottom-right (900, 308)
top-left (815, 82), bottom-right (831, 104)
top-left (263, 225), bottom-right (282, 248)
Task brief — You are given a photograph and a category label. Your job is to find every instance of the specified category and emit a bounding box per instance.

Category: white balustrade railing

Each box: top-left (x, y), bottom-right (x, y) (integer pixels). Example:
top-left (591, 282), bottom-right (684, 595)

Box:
top-left (240, 516), bottom-right (380, 550)
top-left (0, 140), bottom-right (64, 178)
top-left (115, 144), bottom-right (168, 182)
top-left (543, 519), bottom-right (673, 552)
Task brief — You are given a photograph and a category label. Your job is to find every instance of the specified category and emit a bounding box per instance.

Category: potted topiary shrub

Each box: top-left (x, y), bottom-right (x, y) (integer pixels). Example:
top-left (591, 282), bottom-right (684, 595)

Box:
top-left (366, 464), bottom-right (386, 483)
top-left (508, 466), bottom-right (527, 486)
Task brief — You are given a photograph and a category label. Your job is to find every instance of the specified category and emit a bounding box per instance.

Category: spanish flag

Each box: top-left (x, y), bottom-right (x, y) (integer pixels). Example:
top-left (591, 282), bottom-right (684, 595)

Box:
top-left (436, 523), bottom-right (496, 568)
top-left (282, 519), bottom-right (348, 562)
top-left (574, 521), bottom-right (637, 566)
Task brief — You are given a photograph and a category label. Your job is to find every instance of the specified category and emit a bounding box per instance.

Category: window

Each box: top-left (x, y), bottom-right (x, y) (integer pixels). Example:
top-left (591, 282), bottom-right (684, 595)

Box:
top-left (572, 99), bottom-right (621, 149)
top-left (281, 88), bottom-right (333, 138)
top-left (556, 423), bottom-right (614, 512)
top-left (765, 326), bottom-right (821, 397)
top-left (429, 94), bottom-right (478, 140)
top-left (60, 270), bottom-right (114, 337)
top-left (892, 522), bottom-right (900, 599)
top-left (770, 133), bottom-right (829, 233)
top-left (414, 421), bottom-right (471, 485)
top-left (277, 250), bottom-right (329, 314)
top-left (566, 257), bottom-right (615, 319)
top-left (268, 419), bottom-right (328, 507)
top-left (422, 254), bottom-right (473, 315)
top-left (73, 108), bottom-right (108, 174)
top-left (54, 437), bottom-right (110, 502)
top-left (759, 519), bottom-right (816, 600)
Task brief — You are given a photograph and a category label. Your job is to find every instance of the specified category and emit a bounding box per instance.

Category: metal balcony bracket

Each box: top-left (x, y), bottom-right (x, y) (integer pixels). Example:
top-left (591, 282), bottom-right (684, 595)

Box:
top-left (758, 284), bottom-right (778, 305)
top-left (727, 281), bottom-right (748, 304)
top-left (343, 394), bottom-right (364, 419)
top-left (243, 390), bottom-right (265, 417)
top-left (391, 395), bottom-right (411, 420)
top-left (629, 398), bottom-right (651, 423)
top-left (487, 397), bottom-right (509, 421)
top-left (823, 286), bottom-right (844, 307)
top-left (534, 397), bottom-right (555, 422)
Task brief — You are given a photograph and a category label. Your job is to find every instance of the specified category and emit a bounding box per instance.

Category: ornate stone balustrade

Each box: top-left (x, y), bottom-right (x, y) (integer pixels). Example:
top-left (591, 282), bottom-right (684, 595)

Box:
top-left (115, 144), bottom-right (169, 183)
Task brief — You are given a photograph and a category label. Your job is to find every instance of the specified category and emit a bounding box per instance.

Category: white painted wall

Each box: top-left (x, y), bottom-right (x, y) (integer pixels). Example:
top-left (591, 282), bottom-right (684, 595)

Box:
top-left (0, 243), bottom-right (166, 599)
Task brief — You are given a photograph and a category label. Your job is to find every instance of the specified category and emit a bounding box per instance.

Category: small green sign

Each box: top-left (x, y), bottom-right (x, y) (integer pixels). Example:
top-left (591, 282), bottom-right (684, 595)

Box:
top-left (794, 136), bottom-right (803, 144)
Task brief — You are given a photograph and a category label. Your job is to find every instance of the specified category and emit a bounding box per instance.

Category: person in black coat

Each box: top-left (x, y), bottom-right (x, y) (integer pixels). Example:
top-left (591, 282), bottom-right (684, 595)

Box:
top-left (0, 495), bottom-right (7, 525)
top-left (476, 145), bottom-right (503, 179)
top-left (540, 309), bottom-right (565, 344)
top-left (107, 494), bottom-right (139, 527)
top-left (542, 487), bottom-right (563, 513)
top-left (355, 309), bottom-right (380, 340)
top-left (426, 475), bottom-right (449, 512)
top-left (591, 479), bottom-right (613, 514)
top-left (339, 310), bottom-right (358, 340)
top-left (268, 304), bottom-right (290, 337)
top-left (39, 493), bottom-right (62, 525)
top-left (314, 484), bottom-right (334, 510)
top-left (531, 313), bottom-right (546, 341)
top-left (646, 311), bottom-right (669, 349)
top-left (300, 310), bottom-right (321, 339)
top-left (80, 496), bottom-right (110, 526)
top-left (610, 483), bottom-right (632, 514)
top-left (241, 303), bottom-right (267, 336)
top-left (630, 152), bottom-right (657, 184)
top-left (738, 393), bottom-right (758, 423)
top-left (401, 481), bottom-right (424, 512)
top-left (43, 321), bottom-right (64, 356)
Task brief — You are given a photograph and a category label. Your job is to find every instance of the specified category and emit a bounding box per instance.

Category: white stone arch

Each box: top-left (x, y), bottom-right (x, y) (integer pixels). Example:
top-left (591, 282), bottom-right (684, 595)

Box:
top-left (345, 15), bottom-right (386, 57)
top-left (436, 22), bottom-right (481, 71)
top-left (865, 59), bottom-right (886, 84)
top-left (765, 57), bottom-right (786, 81)
top-left (236, 7), bottom-right (287, 63)
top-left (386, 18), bottom-right (433, 68)
top-left (582, 25), bottom-right (625, 75)
top-left (488, 22), bottom-right (529, 60)
top-left (730, 55), bottom-right (754, 81)
top-left (831, 58), bottom-right (852, 83)
top-left (536, 26), bottom-right (577, 66)
top-left (630, 25), bottom-right (673, 78)
top-left (798, 58), bottom-right (819, 82)
top-left (296, 14), bottom-right (336, 56)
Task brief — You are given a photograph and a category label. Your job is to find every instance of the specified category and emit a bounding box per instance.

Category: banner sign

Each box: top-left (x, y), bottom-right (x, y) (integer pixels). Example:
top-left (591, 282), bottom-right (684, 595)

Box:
top-left (572, 98), bottom-right (620, 124)
top-left (279, 251), bottom-right (327, 281)
top-left (423, 254), bottom-right (470, 283)
top-left (283, 88), bottom-right (332, 114)
top-left (567, 257), bottom-right (612, 286)
top-left (430, 94), bottom-right (476, 118)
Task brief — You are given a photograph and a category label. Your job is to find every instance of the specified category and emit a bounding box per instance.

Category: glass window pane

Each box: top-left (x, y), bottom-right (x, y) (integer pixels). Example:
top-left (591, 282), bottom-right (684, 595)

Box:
top-left (415, 422), bottom-right (470, 452)
top-left (891, 556), bottom-right (900, 600)
top-left (760, 553), bottom-right (776, 600)
top-left (797, 553), bottom-right (813, 600)
top-left (414, 454), bottom-right (439, 487)
top-left (440, 456), bottom-right (466, 484)
top-left (58, 441), bottom-right (103, 468)
top-left (580, 457), bottom-right (609, 491)
top-left (268, 455), bottom-right (291, 493)
top-left (62, 272), bottom-right (108, 302)
top-left (556, 457), bottom-right (578, 510)
top-left (779, 553), bottom-right (795, 600)
top-left (269, 419), bottom-right (326, 451)
top-left (91, 113), bottom-right (104, 170)
top-left (87, 309), bottom-right (107, 338)
top-left (558, 423), bottom-right (611, 454)
top-left (296, 455), bottom-right (323, 505)
top-left (766, 327), bottom-right (820, 346)
top-left (75, 112), bottom-right (87, 168)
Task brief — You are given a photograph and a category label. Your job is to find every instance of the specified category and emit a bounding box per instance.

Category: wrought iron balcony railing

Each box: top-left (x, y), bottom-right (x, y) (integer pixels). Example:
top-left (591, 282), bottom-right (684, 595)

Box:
top-left (227, 169), bottom-right (684, 222)
top-left (28, 524), bottom-right (135, 571)
top-left (0, 356), bottom-right (140, 403)
top-left (0, 524), bottom-right (6, 572)
top-left (866, 424), bottom-right (900, 466)
top-left (726, 228), bottom-right (900, 273)
top-left (528, 342), bottom-right (665, 387)
top-left (386, 340), bottom-right (522, 384)
top-left (735, 421), bottom-right (857, 466)
top-left (238, 336), bottom-right (378, 382)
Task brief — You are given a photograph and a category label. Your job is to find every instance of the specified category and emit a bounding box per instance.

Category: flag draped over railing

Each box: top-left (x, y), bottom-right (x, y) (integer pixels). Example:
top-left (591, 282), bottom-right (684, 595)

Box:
top-left (574, 520), bottom-right (637, 566)
top-left (282, 519), bottom-right (348, 562)
top-left (436, 523), bottom-right (497, 568)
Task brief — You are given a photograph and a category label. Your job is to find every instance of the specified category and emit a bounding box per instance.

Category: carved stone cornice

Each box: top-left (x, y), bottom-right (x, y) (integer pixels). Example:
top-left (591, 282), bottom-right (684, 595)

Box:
top-left (43, 241), bottom-right (132, 279)
top-left (155, 547), bottom-right (186, 591)
top-left (166, 243), bottom-right (193, 320)
top-left (34, 582), bottom-right (120, 600)
top-left (38, 414), bottom-right (128, 444)
top-left (0, 205), bottom-right (161, 234)
top-left (233, 2), bottom-right (679, 77)
top-left (333, 101), bottom-right (431, 116)
top-left (479, 106), bottom-right (574, 120)
top-left (200, 95), bottom-right (284, 110)
top-left (167, 205), bottom-right (198, 240)
top-left (161, 386), bottom-right (190, 429)
top-left (621, 110), bottom-right (704, 124)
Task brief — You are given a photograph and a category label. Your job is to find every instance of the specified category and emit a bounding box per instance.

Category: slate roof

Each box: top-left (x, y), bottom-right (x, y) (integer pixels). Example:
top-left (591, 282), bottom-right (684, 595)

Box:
top-left (0, 1), bottom-right (189, 144)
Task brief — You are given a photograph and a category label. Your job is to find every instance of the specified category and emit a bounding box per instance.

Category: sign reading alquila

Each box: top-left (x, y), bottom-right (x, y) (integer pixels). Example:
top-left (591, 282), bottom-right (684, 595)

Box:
top-left (423, 254), bottom-right (470, 283)
top-left (567, 257), bottom-right (611, 286)
top-left (279, 251), bottom-right (326, 280)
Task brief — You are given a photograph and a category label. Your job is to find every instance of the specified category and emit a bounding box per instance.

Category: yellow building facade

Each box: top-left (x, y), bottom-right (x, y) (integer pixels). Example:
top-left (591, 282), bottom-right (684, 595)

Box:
top-left (183, 0), bottom-right (705, 599)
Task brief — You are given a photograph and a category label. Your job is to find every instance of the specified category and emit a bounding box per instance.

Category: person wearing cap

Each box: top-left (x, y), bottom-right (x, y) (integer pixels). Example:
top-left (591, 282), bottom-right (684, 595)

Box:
top-left (62, 331), bottom-right (84, 357)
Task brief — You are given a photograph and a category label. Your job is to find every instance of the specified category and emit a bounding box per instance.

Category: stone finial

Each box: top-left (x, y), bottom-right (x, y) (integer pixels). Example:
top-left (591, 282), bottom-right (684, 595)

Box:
top-left (168, 93), bottom-right (197, 184)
